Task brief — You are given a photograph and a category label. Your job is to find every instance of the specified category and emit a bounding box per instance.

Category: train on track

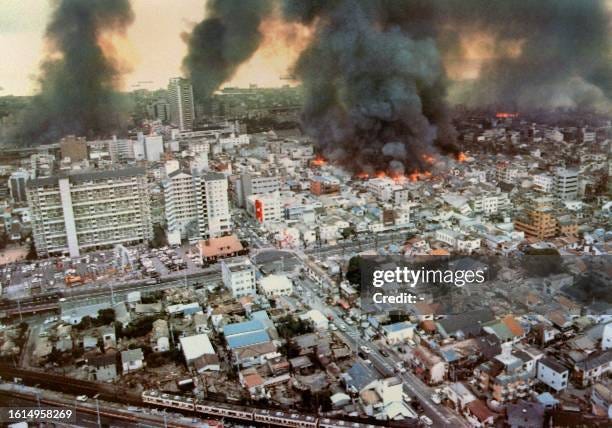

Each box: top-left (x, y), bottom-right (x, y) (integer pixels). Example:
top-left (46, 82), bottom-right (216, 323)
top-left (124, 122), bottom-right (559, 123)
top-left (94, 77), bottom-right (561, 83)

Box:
top-left (142, 390), bottom-right (381, 428)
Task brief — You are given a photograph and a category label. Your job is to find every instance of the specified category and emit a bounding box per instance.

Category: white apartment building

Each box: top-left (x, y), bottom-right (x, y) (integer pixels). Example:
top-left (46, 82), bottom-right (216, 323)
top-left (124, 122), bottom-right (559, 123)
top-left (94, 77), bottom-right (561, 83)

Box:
top-left (195, 172), bottom-right (231, 239)
top-left (533, 174), bottom-right (554, 193)
top-left (435, 228), bottom-right (481, 253)
top-left (168, 77), bottom-right (195, 132)
top-left (27, 167), bottom-right (152, 258)
top-left (221, 257), bottom-right (257, 298)
top-left (163, 170), bottom-right (198, 238)
top-left (555, 168), bottom-right (579, 201)
top-left (469, 191), bottom-right (511, 215)
top-left (246, 192), bottom-right (282, 224)
top-left (219, 133), bottom-right (249, 151)
top-left (367, 178), bottom-right (401, 201)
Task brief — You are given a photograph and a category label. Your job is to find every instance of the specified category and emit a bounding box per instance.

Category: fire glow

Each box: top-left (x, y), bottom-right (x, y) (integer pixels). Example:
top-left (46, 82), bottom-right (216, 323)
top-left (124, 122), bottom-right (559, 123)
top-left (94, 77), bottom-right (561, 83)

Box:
top-left (311, 156), bottom-right (327, 167)
top-left (495, 112), bottom-right (519, 118)
top-left (456, 152), bottom-right (467, 162)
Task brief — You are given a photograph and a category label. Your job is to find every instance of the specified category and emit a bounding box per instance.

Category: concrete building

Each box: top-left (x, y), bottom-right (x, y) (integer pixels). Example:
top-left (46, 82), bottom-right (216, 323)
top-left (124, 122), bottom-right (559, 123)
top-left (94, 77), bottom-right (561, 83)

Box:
top-left (554, 168), bottom-right (578, 201)
top-left (60, 135), bottom-right (88, 162)
top-left (163, 170), bottom-right (198, 238)
top-left (222, 257), bottom-right (257, 298)
top-left (514, 201), bottom-right (557, 240)
top-left (168, 77), bottom-right (195, 131)
top-left (237, 173), bottom-right (280, 207)
top-left (194, 172), bottom-right (231, 239)
top-left (143, 135), bottom-right (164, 162)
top-left (259, 274), bottom-right (293, 298)
top-left (246, 192), bottom-right (282, 224)
top-left (8, 170), bottom-right (29, 204)
top-left (27, 167), bottom-right (152, 257)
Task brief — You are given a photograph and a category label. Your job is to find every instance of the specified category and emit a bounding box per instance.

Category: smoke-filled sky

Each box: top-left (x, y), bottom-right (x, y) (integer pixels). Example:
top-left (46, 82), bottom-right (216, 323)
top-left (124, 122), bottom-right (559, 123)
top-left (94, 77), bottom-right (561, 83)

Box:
top-left (5, 0), bottom-right (611, 101)
top-left (0, 0), bottom-right (303, 96)
top-left (3, 0), bottom-right (612, 166)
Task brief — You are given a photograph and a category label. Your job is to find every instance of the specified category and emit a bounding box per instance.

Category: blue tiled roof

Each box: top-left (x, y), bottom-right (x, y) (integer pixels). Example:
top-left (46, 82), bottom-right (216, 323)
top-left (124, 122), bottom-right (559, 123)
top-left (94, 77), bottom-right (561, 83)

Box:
top-left (251, 310), bottom-right (270, 321)
top-left (382, 321), bottom-right (415, 333)
top-left (223, 319), bottom-right (264, 337)
top-left (226, 330), bottom-right (270, 349)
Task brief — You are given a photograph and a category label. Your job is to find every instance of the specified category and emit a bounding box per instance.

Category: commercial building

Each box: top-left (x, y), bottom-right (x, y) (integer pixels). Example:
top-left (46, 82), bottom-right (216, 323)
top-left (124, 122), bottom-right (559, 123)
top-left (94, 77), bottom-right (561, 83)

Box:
top-left (246, 192), bottom-right (282, 224)
top-left (514, 199), bottom-right (557, 240)
top-left (259, 274), bottom-right (293, 298)
top-left (236, 173), bottom-right (280, 207)
top-left (27, 167), bottom-right (152, 257)
top-left (168, 77), bottom-right (195, 131)
top-left (222, 257), bottom-right (257, 298)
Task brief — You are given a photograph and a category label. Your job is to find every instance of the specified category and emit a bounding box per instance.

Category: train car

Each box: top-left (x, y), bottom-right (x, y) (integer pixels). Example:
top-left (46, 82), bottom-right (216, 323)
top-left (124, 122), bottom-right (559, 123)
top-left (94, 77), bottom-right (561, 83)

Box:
top-left (253, 408), bottom-right (318, 428)
top-left (142, 390), bottom-right (195, 411)
top-left (195, 402), bottom-right (254, 421)
top-left (319, 418), bottom-right (379, 428)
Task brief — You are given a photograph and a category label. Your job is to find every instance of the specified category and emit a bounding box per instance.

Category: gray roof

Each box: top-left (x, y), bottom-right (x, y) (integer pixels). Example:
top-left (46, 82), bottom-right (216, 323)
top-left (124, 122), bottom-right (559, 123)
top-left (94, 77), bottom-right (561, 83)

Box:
top-left (29, 167), bottom-right (146, 188)
top-left (437, 309), bottom-right (495, 338)
top-left (345, 362), bottom-right (379, 392)
top-left (575, 349), bottom-right (612, 371)
top-left (121, 348), bottom-right (144, 363)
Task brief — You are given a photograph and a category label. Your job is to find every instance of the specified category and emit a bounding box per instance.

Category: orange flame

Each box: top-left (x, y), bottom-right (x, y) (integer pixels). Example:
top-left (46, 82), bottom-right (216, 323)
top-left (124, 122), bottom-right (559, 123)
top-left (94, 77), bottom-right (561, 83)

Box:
top-left (311, 156), bottom-right (327, 167)
top-left (355, 172), bottom-right (370, 179)
top-left (456, 152), bottom-right (467, 163)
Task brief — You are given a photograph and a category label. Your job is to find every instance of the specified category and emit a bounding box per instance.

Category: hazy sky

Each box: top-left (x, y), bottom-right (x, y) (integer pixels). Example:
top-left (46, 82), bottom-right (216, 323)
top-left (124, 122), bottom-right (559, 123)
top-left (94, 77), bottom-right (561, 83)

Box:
top-left (0, 0), bottom-right (299, 96)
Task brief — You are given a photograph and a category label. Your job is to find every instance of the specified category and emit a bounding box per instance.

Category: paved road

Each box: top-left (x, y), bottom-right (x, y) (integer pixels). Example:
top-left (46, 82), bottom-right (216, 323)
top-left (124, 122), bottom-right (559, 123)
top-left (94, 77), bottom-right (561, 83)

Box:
top-left (293, 258), bottom-right (468, 428)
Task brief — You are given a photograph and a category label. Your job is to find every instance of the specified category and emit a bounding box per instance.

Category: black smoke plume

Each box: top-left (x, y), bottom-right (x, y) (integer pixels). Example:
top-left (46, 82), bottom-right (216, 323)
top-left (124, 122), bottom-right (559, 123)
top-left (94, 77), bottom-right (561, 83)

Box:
top-left (17, 0), bottom-right (133, 145)
top-left (282, 0), bottom-right (457, 175)
top-left (183, 0), bottom-right (274, 99)
top-left (183, 0), bottom-right (612, 174)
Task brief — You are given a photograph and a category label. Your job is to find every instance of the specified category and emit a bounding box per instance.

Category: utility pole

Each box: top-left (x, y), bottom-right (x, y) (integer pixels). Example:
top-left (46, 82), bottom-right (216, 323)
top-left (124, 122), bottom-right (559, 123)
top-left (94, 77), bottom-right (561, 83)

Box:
top-left (93, 393), bottom-right (101, 428)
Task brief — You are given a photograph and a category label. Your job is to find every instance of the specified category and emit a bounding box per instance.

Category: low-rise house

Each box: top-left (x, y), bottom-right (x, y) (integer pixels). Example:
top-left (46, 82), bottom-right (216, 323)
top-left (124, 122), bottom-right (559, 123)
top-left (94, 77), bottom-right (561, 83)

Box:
top-left (574, 350), bottom-right (612, 387)
top-left (121, 348), bottom-right (144, 373)
top-left (590, 382), bottom-right (612, 419)
top-left (537, 357), bottom-right (569, 392)
top-left (411, 345), bottom-right (447, 385)
top-left (89, 353), bottom-right (117, 382)
top-left (381, 321), bottom-right (415, 345)
top-left (475, 353), bottom-right (536, 403)
top-left (445, 382), bottom-right (476, 411)
top-left (465, 399), bottom-right (497, 427)
top-left (179, 334), bottom-right (218, 369)
top-left (99, 326), bottom-right (116, 350)
top-left (151, 319), bottom-right (170, 353)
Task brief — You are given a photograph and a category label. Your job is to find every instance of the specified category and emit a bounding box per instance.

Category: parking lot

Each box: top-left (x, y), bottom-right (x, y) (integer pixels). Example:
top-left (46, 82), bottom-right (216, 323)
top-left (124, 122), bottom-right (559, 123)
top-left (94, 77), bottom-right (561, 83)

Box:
top-left (0, 244), bottom-right (205, 299)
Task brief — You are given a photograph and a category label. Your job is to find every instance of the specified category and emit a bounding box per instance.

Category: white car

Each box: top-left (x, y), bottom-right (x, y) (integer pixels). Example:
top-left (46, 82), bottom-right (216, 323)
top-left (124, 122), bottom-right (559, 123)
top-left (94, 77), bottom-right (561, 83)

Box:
top-left (395, 362), bottom-right (406, 373)
top-left (430, 393), bottom-right (442, 404)
top-left (419, 415), bottom-right (433, 426)
top-left (76, 395), bottom-right (88, 402)
top-left (339, 325), bottom-right (347, 332)
top-left (359, 345), bottom-right (372, 354)
top-left (329, 324), bottom-right (338, 331)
